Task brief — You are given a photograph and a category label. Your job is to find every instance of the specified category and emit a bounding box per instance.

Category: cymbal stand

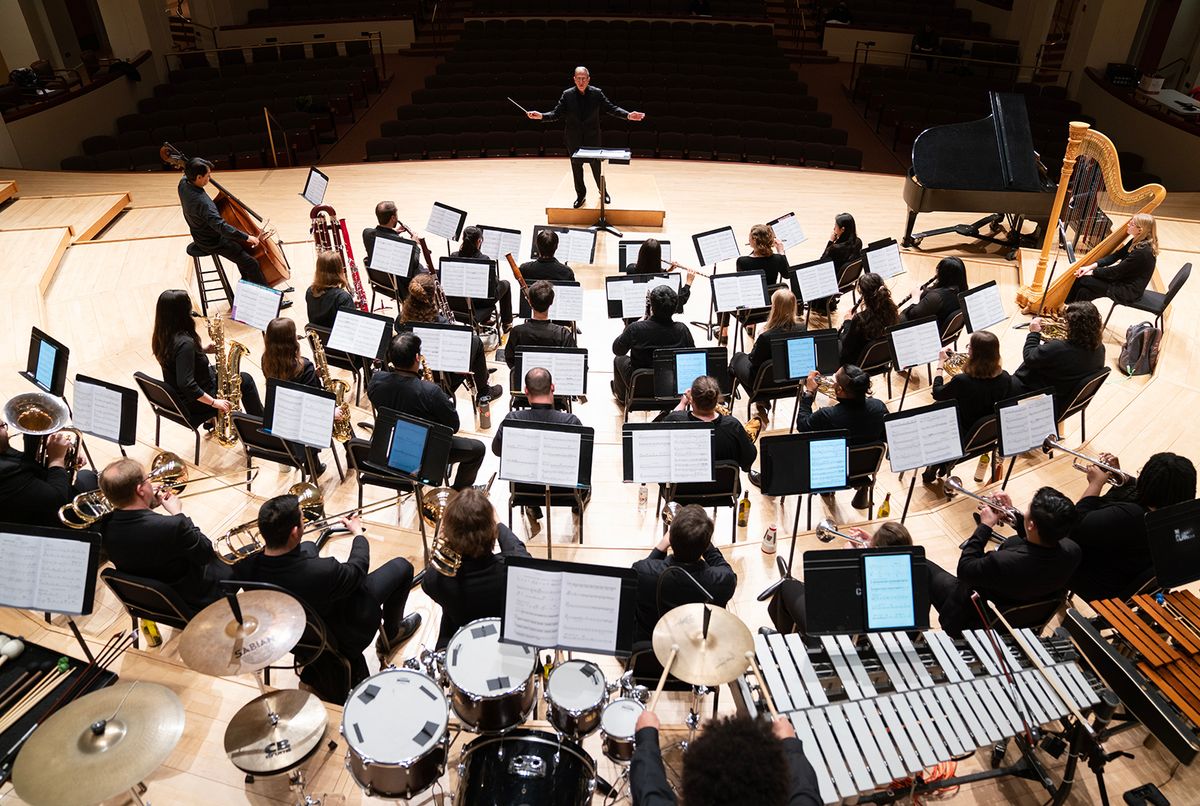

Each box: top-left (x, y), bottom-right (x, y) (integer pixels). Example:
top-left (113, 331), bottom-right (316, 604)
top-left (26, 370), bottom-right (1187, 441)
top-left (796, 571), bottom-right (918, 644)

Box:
top-left (287, 768), bottom-right (343, 806)
top-left (126, 782), bottom-right (149, 805)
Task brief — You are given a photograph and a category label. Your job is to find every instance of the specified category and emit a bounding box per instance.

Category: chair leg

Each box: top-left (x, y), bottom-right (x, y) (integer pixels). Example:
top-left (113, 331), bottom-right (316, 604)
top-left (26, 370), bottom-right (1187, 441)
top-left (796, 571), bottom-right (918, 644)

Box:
top-left (1103, 301), bottom-right (1116, 330)
top-left (131, 615), bottom-right (140, 649)
top-left (332, 447), bottom-right (345, 482)
top-left (886, 371), bottom-right (892, 397)
top-left (193, 430), bottom-right (200, 465)
top-left (155, 415), bottom-right (162, 447)
top-left (730, 509), bottom-right (736, 543)
top-left (1081, 410), bottom-right (1086, 442)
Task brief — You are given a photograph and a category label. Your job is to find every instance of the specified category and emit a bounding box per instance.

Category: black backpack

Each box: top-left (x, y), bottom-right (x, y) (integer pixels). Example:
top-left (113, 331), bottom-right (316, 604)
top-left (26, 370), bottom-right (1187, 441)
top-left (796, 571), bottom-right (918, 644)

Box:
top-left (1118, 321), bottom-right (1161, 376)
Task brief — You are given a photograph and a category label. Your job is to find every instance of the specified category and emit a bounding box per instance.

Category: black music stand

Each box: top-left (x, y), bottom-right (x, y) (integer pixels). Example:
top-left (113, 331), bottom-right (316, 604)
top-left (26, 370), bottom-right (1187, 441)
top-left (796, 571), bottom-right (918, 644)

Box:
top-left (573, 147), bottom-right (630, 238)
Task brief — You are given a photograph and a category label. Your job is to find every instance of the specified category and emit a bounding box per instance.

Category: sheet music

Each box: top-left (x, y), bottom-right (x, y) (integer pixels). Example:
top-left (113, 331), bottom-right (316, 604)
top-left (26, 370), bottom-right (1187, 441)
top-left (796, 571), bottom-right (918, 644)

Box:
top-left (519, 351), bottom-right (587, 397)
top-left (73, 379), bottom-right (123, 442)
top-left (426, 201), bottom-right (466, 241)
top-left (609, 275), bottom-right (680, 318)
top-left (885, 407), bottom-right (963, 472)
top-left (865, 242), bottom-right (905, 279)
top-left (809, 437), bottom-right (848, 490)
top-left (574, 147), bottom-right (629, 161)
top-left (560, 229), bottom-right (597, 264)
top-left (0, 531), bottom-right (91, 614)
top-left (794, 261), bottom-right (839, 301)
top-left (558, 571), bottom-right (621, 652)
top-left (546, 284), bottom-right (584, 322)
top-left (675, 352), bottom-right (708, 394)
top-left (999, 394), bottom-right (1056, 456)
top-left (786, 336), bottom-right (817, 379)
top-left (232, 280), bottom-right (282, 331)
top-left (412, 325), bottom-right (473, 373)
top-left (769, 212), bottom-right (807, 250)
top-left (712, 273), bottom-right (767, 312)
top-left (326, 309), bottom-right (387, 359)
top-left (503, 564), bottom-right (563, 648)
top-left (864, 554), bottom-right (916, 631)
top-left (480, 226), bottom-right (522, 266)
top-left (301, 168), bottom-right (328, 206)
top-left (439, 259), bottom-right (492, 299)
top-left (34, 340), bottom-right (56, 389)
top-left (694, 226), bottom-right (741, 266)
top-left (499, 426), bottom-right (583, 486)
top-left (270, 385), bottom-right (335, 449)
top-left (630, 429), bottom-right (713, 483)
top-left (890, 320), bottom-right (942, 368)
top-left (963, 283), bottom-right (1006, 332)
top-left (371, 236), bottom-right (416, 277)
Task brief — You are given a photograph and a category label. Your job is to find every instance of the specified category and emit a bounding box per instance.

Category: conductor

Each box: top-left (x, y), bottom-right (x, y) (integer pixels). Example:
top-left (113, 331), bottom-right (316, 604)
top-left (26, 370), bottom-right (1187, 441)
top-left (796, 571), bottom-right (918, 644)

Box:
top-left (527, 66), bottom-right (645, 209)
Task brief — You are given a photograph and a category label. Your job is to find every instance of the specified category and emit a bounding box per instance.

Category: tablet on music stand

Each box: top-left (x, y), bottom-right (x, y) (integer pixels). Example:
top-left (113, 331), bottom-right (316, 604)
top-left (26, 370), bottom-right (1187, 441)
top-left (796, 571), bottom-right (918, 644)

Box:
top-left (804, 546), bottom-right (930, 634)
top-left (960, 280), bottom-right (1007, 333)
top-left (517, 280), bottom-right (584, 321)
top-left (439, 256), bottom-right (496, 299)
top-left (1147, 500), bottom-right (1200, 589)
top-left (604, 272), bottom-right (681, 319)
top-left (426, 201), bottom-right (467, 241)
top-left (652, 347), bottom-right (731, 398)
top-left (21, 327), bottom-right (68, 396)
top-left (711, 270), bottom-right (768, 313)
top-left (300, 167), bottom-right (329, 206)
top-left (73, 374), bottom-right (137, 445)
top-left (769, 329), bottom-right (840, 381)
top-left (398, 321), bottom-right (474, 374)
top-left (621, 421), bottom-right (715, 484)
top-left (262, 379), bottom-right (336, 449)
top-left (0, 524), bottom-right (102, 616)
top-left (759, 430), bottom-right (849, 496)
top-left (618, 239), bottom-right (671, 271)
top-left (514, 347), bottom-right (589, 398)
top-left (326, 308), bottom-right (393, 361)
top-left (498, 420), bottom-right (594, 489)
top-left (365, 408), bottom-right (455, 486)
top-left (232, 279), bottom-right (284, 331)
top-left (863, 237), bottom-right (906, 279)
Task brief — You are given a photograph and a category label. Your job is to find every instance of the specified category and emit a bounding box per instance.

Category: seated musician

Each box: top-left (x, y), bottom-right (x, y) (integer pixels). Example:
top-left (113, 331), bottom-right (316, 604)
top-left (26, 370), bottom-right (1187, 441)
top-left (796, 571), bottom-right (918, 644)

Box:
top-left (664, 376), bottom-right (756, 474)
top-left (99, 458), bottom-right (232, 609)
top-left (901, 255), bottom-right (967, 333)
top-left (262, 317), bottom-right (327, 477)
top-left (791, 365), bottom-right (887, 509)
top-left (630, 505), bottom-right (737, 646)
top-left (720, 223), bottom-right (787, 344)
top-left (1011, 301), bottom-right (1105, 414)
top-left (361, 200), bottom-right (422, 302)
top-left (1067, 213), bottom-right (1158, 305)
top-left (730, 288), bottom-right (804, 425)
top-left (0, 421), bottom-right (97, 529)
top-left (367, 333), bottom-right (486, 491)
top-left (503, 280), bottom-right (576, 369)
top-left (928, 487), bottom-right (1081, 636)
top-left (238, 494), bottom-right (422, 682)
top-left (518, 229), bottom-right (575, 282)
top-left (627, 238), bottom-right (695, 315)
top-left (491, 367), bottom-right (588, 533)
top-left (632, 712), bottom-right (820, 806)
top-left (400, 273), bottom-right (503, 402)
top-left (838, 272), bottom-right (898, 365)
top-left (306, 250), bottom-right (357, 330)
top-left (153, 289), bottom-right (263, 424)
top-left (421, 488), bottom-right (530, 648)
top-left (612, 285), bottom-right (695, 401)
top-left (765, 521), bottom-right (913, 639)
top-left (808, 212), bottom-right (863, 316)
top-left (448, 224), bottom-right (513, 331)
top-left (1070, 452), bottom-right (1196, 601)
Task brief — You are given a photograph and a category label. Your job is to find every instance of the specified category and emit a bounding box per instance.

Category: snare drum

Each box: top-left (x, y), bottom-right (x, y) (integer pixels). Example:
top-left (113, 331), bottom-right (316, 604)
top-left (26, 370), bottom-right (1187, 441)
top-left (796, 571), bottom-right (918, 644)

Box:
top-left (445, 617), bottom-right (538, 733)
top-left (456, 728), bottom-right (596, 806)
top-left (341, 668), bottom-right (448, 799)
top-left (545, 660), bottom-right (606, 738)
top-left (600, 698), bottom-right (645, 762)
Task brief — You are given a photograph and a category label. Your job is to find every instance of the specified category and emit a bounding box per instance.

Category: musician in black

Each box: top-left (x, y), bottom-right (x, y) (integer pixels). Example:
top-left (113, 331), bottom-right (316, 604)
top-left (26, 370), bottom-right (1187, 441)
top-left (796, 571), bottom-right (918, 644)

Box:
top-left (665, 376), bottom-right (757, 473)
top-left (400, 273), bottom-right (502, 401)
top-left (262, 317), bottom-right (327, 476)
top-left (1067, 213), bottom-right (1158, 305)
top-left (152, 289), bottom-right (263, 425)
top-left (99, 457), bottom-right (231, 609)
top-left (177, 157), bottom-right (274, 292)
top-left (504, 281), bottom-right (576, 369)
top-left (632, 712), bottom-right (820, 806)
top-left (1070, 451), bottom-right (1195, 601)
top-left (612, 285), bottom-right (695, 400)
top-left (527, 66), bottom-right (645, 208)
top-left (1012, 301), bottom-right (1105, 415)
top-left (901, 255), bottom-right (967, 333)
top-left (448, 225), bottom-right (513, 331)
top-left (626, 238), bottom-right (695, 320)
top-left (0, 422), bottom-right (97, 529)
top-left (518, 229), bottom-right (575, 282)
top-left (730, 288), bottom-right (804, 423)
top-left (367, 333), bottom-right (486, 490)
top-left (838, 272), bottom-right (898, 365)
top-left (928, 487), bottom-right (1081, 636)
top-left (306, 251), bottom-right (357, 329)
top-left (362, 200), bottom-right (422, 302)
top-left (421, 488), bottom-right (530, 648)
top-left (720, 223), bottom-right (788, 344)
top-left (820, 212), bottom-right (863, 273)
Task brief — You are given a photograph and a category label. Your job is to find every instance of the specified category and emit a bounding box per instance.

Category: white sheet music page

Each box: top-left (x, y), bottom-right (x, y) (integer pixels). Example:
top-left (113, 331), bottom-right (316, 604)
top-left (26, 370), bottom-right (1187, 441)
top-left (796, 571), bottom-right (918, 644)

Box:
top-left (520, 351), bottom-right (586, 397)
top-left (999, 394), bottom-right (1056, 456)
top-left (885, 407), bottom-right (963, 472)
top-left (371, 236), bottom-right (416, 277)
top-left (0, 531), bottom-right (91, 613)
top-left (795, 261), bottom-right (839, 302)
top-left (694, 227), bottom-right (741, 266)
top-left (327, 309), bottom-right (386, 358)
top-left (963, 283), bottom-right (1007, 332)
top-left (770, 212), bottom-right (807, 250)
top-left (557, 571), bottom-right (621, 652)
top-left (631, 429), bottom-right (713, 483)
top-left (503, 564), bottom-right (563, 647)
top-left (615, 275), bottom-right (678, 318)
top-left (440, 260), bottom-right (492, 298)
top-left (561, 229), bottom-right (597, 265)
top-left (232, 280), bottom-right (282, 331)
top-left (73, 379), bottom-right (123, 442)
top-left (301, 168), bottom-right (327, 206)
top-left (426, 202), bottom-right (465, 241)
top-left (271, 386), bottom-right (335, 448)
top-left (547, 284), bottom-right (584, 322)
top-left (866, 242), bottom-right (906, 279)
top-left (500, 426), bottom-right (582, 485)
top-left (480, 227), bottom-right (522, 265)
top-left (712, 273), bottom-right (766, 312)
top-left (890, 320), bottom-right (942, 368)
top-left (412, 325), bottom-right (473, 373)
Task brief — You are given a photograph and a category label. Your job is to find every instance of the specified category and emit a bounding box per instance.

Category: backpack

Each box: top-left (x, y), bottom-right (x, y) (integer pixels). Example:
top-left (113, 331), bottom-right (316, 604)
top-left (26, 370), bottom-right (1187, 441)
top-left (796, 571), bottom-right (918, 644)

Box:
top-left (1118, 321), bottom-right (1161, 376)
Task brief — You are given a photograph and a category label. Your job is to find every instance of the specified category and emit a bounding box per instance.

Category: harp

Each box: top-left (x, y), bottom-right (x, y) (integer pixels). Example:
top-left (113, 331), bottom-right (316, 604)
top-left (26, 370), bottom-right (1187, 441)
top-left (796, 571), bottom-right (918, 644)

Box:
top-left (1016, 122), bottom-right (1166, 312)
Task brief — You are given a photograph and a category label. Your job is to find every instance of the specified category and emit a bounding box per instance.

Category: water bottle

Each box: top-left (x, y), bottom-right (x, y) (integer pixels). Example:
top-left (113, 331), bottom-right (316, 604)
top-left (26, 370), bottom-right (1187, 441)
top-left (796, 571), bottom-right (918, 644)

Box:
top-left (477, 396), bottom-right (492, 430)
top-left (761, 524), bottom-right (778, 554)
top-left (637, 483), bottom-right (648, 513)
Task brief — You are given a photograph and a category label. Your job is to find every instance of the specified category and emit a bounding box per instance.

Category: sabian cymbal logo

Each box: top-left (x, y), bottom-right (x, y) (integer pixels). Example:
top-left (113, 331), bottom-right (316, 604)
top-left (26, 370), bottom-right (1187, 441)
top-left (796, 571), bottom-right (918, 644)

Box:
top-left (233, 636), bottom-right (273, 658)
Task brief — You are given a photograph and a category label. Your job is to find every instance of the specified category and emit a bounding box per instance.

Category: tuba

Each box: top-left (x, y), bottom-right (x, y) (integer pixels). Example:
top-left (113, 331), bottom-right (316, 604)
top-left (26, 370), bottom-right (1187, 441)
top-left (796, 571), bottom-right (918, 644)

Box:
top-left (206, 316), bottom-right (249, 447)
top-left (213, 481), bottom-right (325, 564)
top-left (306, 328), bottom-right (353, 442)
top-left (58, 451), bottom-right (190, 529)
top-left (3, 392), bottom-right (81, 485)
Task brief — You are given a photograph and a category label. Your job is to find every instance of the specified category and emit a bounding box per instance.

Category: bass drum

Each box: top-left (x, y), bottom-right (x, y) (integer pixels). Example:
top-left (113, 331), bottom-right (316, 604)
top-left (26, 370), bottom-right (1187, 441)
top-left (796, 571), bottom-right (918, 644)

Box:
top-left (455, 729), bottom-right (595, 806)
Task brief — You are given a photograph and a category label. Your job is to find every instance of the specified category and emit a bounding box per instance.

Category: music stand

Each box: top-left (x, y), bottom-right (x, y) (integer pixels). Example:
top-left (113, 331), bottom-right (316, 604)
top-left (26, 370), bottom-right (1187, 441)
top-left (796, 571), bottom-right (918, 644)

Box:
top-left (995, 389), bottom-right (1056, 489)
top-left (20, 327), bottom-right (69, 396)
top-left (261, 379), bottom-right (337, 480)
top-left (621, 421), bottom-right (716, 531)
top-left (886, 316), bottom-right (942, 410)
top-left (651, 347), bottom-right (731, 400)
top-left (690, 225), bottom-right (741, 340)
top-left (765, 330), bottom-right (839, 433)
top-left (604, 272), bottom-right (680, 320)
top-left (803, 546), bottom-right (930, 634)
top-left (73, 374), bottom-right (138, 458)
top-left (572, 147), bottom-right (631, 238)
top-left (710, 269), bottom-right (768, 353)
top-left (498, 421), bottom-right (594, 558)
top-left (883, 401), bottom-right (964, 521)
top-left (439, 256), bottom-right (497, 333)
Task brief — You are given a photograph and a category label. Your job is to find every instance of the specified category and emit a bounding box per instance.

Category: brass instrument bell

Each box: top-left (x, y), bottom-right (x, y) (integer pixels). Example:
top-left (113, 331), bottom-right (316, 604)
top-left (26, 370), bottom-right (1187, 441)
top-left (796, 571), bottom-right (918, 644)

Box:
top-left (3, 391), bottom-right (71, 435)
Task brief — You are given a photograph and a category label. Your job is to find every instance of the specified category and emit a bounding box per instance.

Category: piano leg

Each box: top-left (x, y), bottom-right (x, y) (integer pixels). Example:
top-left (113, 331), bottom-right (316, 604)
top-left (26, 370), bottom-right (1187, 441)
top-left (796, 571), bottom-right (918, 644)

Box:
top-left (902, 208), bottom-right (920, 248)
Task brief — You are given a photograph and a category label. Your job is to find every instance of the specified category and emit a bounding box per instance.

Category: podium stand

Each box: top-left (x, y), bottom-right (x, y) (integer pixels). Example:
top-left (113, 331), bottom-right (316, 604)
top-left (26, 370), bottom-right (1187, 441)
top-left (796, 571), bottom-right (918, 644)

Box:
top-left (572, 147), bottom-right (631, 238)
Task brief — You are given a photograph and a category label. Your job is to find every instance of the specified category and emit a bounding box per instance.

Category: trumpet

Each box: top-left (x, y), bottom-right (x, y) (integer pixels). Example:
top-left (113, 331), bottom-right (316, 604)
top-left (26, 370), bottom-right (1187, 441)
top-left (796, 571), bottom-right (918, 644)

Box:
top-left (1041, 435), bottom-right (1134, 487)
top-left (214, 481), bottom-right (326, 564)
top-left (815, 518), bottom-right (869, 547)
top-left (3, 391), bottom-right (82, 485)
top-left (942, 476), bottom-right (1023, 525)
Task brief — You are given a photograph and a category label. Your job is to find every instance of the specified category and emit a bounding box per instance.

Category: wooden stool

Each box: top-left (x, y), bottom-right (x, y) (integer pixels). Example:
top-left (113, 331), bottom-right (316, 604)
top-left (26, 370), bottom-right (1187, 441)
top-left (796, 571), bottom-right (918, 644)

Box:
top-left (188, 242), bottom-right (233, 316)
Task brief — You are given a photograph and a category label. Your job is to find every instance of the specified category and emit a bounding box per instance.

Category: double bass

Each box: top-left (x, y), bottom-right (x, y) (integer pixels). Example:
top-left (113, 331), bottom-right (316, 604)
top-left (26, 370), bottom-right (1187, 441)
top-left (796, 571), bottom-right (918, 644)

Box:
top-left (160, 142), bottom-right (292, 286)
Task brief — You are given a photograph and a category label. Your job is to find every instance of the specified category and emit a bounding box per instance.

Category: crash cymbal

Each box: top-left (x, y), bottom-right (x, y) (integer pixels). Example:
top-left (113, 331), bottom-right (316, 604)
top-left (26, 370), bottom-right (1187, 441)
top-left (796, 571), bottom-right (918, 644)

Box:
top-left (12, 682), bottom-right (184, 806)
top-left (223, 689), bottom-right (328, 774)
top-left (652, 603), bottom-right (754, 687)
top-left (179, 590), bottom-right (306, 676)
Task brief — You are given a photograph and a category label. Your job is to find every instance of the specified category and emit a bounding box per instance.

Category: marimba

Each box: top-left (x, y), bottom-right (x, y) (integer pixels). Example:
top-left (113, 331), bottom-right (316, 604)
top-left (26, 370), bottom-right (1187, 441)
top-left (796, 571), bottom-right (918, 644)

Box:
top-left (734, 628), bottom-right (1101, 805)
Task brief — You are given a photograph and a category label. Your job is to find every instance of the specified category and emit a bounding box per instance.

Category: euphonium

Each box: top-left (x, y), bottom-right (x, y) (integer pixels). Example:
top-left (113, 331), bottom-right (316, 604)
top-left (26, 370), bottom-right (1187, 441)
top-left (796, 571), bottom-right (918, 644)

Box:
top-left (207, 316), bottom-right (249, 447)
top-left (214, 481), bottom-right (325, 564)
top-left (2, 392), bottom-right (81, 485)
top-left (429, 526), bottom-right (463, 577)
top-left (307, 328), bottom-right (353, 442)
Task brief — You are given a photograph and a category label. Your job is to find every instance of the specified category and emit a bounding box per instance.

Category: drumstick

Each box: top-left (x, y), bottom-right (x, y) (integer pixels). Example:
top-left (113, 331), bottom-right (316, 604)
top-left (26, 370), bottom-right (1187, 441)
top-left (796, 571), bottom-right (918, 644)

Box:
top-left (745, 651), bottom-right (778, 718)
top-left (648, 645), bottom-right (678, 712)
top-left (0, 668), bottom-right (73, 735)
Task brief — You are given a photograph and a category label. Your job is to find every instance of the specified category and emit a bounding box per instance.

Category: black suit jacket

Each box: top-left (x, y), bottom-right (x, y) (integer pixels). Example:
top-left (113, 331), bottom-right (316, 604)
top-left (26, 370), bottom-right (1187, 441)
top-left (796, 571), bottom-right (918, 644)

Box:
top-left (368, 370), bottom-right (460, 433)
top-left (0, 443), bottom-right (75, 529)
top-left (422, 524), bottom-right (531, 647)
top-left (1070, 497), bottom-right (1150, 600)
top-left (1093, 242), bottom-right (1156, 304)
top-left (518, 256), bottom-right (575, 283)
top-left (504, 318), bottom-right (577, 367)
top-left (795, 394), bottom-right (888, 445)
top-left (631, 546), bottom-right (737, 645)
top-left (1012, 332), bottom-right (1105, 412)
top-left (178, 177), bottom-right (247, 251)
top-left (103, 509), bottom-right (230, 608)
top-left (542, 85), bottom-right (630, 151)
top-left (902, 286), bottom-right (962, 333)
top-left (613, 316), bottom-right (695, 371)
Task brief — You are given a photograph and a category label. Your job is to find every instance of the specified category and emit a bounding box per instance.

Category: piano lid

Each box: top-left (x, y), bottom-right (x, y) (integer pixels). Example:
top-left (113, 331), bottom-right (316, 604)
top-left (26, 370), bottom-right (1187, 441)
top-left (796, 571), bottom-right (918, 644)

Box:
top-left (910, 92), bottom-right (1043, 193)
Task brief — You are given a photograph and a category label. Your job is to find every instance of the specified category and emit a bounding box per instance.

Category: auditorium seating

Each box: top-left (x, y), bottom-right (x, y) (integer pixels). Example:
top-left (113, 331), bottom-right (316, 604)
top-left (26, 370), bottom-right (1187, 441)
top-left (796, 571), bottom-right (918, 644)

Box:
top-left (829, 0), bottom-right (992, 38)
top-left (246, 0), bottom-right (420, 24)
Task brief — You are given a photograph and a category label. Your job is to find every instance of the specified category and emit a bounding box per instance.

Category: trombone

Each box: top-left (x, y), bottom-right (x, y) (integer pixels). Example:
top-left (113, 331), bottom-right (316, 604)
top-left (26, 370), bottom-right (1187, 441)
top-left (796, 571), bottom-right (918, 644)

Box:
top-left (1041, 435), bottom-right (1135, 487)
top-left (942, 476), bottom-right (1023, 525)
top-left (814, 519), bottom-right (869, 547)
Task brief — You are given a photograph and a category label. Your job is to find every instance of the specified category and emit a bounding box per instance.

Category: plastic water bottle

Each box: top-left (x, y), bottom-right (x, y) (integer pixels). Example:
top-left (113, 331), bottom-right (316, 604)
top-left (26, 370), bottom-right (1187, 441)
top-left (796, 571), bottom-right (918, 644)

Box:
top-left (762, 524), bottom-right (778, 554)
top-left (637, 483), bottom-right (648, 513)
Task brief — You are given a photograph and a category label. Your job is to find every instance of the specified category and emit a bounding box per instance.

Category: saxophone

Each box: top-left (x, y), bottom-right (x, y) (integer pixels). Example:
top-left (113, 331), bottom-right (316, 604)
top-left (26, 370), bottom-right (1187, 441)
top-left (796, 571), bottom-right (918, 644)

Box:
top-left (206, 316), bottom-right (248, 447)
top-left (306, 328), bottom-right (353, 442)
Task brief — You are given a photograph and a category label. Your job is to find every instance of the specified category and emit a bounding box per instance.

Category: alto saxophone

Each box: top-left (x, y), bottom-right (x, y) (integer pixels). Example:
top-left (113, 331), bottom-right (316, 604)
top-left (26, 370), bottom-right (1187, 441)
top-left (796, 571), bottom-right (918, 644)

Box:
top-left (206, 316), bottom-right (248, 447)
top-left (307, 328), bottom-right (353, 442)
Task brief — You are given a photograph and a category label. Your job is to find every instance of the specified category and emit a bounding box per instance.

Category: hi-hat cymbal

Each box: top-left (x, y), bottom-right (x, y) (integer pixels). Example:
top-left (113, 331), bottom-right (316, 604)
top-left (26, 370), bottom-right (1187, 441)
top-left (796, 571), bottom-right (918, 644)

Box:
top-left (223, 689), bottom-right (328, 774)
top-left (12, 681), bottom-right (184, 806)
top-left (180, 590), bottom-right (306, 676)
top-left (652, 603), bottom-right (754, 687)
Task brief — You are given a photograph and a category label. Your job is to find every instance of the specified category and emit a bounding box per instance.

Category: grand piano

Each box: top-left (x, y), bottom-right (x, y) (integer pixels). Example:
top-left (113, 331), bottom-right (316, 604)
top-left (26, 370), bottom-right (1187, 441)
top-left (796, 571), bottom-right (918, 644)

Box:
top-left (901, 92), bottom-right (1057, 259)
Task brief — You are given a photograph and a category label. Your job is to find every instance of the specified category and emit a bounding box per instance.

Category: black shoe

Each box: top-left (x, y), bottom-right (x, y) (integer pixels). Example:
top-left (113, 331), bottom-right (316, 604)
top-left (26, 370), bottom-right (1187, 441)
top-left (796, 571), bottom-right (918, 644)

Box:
top-left (280, 299), bottom-right (293, 309)
top-left (758, 626), bottom-right (776, 636)
top-left (377, 612), bottom-right (422, 657)
top-left (921, 466), bottom-right (938, 485)
top-left (604, 191), bottom-right (611, 204)
top-left (851, 487), bottom-right (871, 510)
top-left (748, 470), bottom-right (762, 489)
top-left (484, 383), bottom-right (503, 400)
top-left (573, 196), bottom-right (586, 209)
top-left (314, 461), bottom-right (327, 478)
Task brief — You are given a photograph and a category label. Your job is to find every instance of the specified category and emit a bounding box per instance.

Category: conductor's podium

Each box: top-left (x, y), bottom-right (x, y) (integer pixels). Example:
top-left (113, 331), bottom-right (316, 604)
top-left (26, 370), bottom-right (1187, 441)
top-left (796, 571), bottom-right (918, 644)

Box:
top-left (545, 169), bottom-right (666, 228)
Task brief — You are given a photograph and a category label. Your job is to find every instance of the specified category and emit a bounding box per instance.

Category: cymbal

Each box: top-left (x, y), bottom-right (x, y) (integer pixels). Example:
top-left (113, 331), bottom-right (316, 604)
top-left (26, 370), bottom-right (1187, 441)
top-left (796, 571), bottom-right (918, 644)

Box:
top-left (223, 689), bottom-right (328, 774)
top-left (12, 682), bottom-right (184, 806)
top-left (652, 603), bottom-right (754, 687)
top-left (180, 590), bottom-right (306, 676)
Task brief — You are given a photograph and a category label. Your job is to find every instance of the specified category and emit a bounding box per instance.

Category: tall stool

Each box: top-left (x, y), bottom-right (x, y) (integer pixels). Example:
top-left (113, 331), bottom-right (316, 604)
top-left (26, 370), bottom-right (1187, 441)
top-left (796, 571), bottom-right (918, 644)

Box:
top-left (188, 242), bottom-right (234, 316)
